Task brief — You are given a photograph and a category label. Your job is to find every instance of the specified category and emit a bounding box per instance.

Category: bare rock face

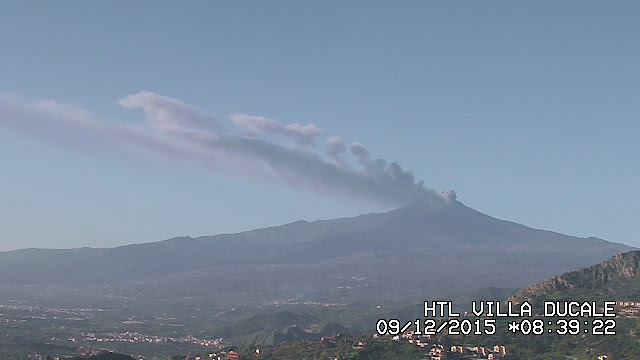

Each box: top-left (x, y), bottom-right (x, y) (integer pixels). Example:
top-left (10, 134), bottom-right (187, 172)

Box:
top-left (608, 252), bottom-right (640, 278)
top-left (510, 251), bottom-right (640, 304)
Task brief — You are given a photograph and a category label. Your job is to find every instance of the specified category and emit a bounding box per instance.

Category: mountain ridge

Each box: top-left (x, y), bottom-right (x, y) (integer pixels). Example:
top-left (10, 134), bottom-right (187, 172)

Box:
top-left (0, 201), bottom-right (627, 254)
top-left (0, 201), bottom-right (634, 309)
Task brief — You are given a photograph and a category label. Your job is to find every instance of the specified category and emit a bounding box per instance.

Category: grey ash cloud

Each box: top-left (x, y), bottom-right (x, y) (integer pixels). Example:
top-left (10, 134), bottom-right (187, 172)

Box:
top-left (441, 189), bottom-right (458, 203)
top-left (348, 142), bottom-right (370, 163)
top-left (326, 136), bottom-right (347, 168)
top-left (0, 91), bottom-right (450, 206)
top-left (230, 113), bottom-right (324, 146)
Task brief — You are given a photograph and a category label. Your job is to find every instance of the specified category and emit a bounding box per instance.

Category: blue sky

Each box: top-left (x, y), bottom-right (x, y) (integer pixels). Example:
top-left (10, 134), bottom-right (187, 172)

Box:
top-left (1, 1), bottom-right (638, 251)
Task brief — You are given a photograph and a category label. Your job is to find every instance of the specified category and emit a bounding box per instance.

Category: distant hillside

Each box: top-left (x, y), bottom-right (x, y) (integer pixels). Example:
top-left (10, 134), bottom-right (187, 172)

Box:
top-left (205, 286), bottom-right (517, 346)
top-left (225, 334), bottom-right (425, 360)
top-left (342, 286), bottom-right (518, 333)
top-left (229, 322), bottom-right (352, 347)
top-left (510, 250), bottom-right (640, 306)
top-left (215, 311), bottom-right (320, 339)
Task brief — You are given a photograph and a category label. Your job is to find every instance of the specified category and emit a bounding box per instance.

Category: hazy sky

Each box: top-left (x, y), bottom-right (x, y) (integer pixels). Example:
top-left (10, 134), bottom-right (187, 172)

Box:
top-left (1, 1), bottom-right (638, 251)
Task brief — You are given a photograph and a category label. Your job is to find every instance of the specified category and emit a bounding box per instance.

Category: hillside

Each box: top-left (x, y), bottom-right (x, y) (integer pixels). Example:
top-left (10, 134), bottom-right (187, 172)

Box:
top-left (510, 250), bottom-right (640, 306)
top-left (0, 201), bottom-right (632, 310)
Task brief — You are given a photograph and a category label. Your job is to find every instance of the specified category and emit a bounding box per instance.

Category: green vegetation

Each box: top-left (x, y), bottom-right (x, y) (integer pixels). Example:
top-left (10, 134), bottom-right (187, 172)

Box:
top-left (68, 351), bottom-right (137, 360)
top-left (440, 316), bottom-right (640, 360)
top-left (175, 335), bottom-right (425, 360)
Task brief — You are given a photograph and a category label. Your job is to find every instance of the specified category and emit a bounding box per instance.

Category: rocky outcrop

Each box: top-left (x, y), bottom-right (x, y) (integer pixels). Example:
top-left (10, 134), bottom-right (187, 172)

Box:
top-left (510, 251), bottom-right (640, 303)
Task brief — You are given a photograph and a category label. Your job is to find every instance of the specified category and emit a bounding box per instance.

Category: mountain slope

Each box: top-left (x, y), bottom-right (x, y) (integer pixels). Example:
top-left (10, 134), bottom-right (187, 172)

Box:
top-left (0, 201), bottom-right (633, 308)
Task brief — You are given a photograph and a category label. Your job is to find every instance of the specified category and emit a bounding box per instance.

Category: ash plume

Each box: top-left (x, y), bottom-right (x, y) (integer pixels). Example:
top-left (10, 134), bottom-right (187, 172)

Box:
top-left (0, 91), bottom-right (449, 206)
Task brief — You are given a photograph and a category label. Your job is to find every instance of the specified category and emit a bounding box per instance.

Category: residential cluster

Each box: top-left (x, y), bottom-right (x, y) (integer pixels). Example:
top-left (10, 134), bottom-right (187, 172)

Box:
top-left (77, 331), bottom-right (224, 348)
top-left (374, 330), bottom-right (509, 360)
top-left (615, 300), bottom-right (640, 316)
top-left (186, 351), bottom-right (239, 360)
top-left (448, 345), bottom-right (508, 359)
